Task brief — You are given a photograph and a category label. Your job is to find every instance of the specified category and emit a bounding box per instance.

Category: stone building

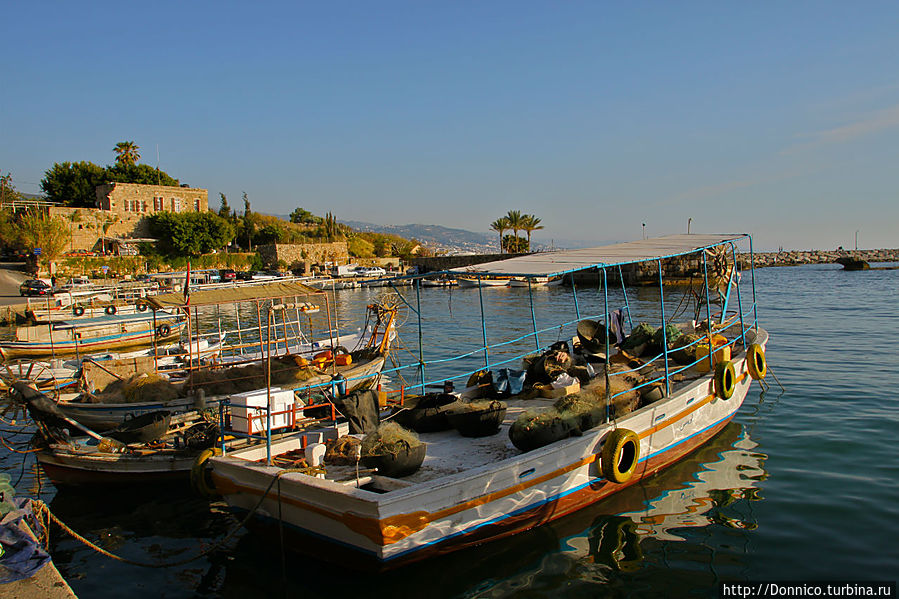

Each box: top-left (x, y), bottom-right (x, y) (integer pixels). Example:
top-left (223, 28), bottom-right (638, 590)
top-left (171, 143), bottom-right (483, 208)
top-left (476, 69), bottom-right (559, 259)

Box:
top-left (47, 182), bottom-right (210, 252)
top-left (95, 182), bottom-right (208, 215)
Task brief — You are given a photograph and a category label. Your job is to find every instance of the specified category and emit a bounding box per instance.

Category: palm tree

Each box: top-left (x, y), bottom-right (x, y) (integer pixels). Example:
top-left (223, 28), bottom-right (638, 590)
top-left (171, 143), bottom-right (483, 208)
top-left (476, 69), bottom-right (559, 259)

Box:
top-left (505, 210), bottom-right (524, 252)
top-left (113, 141), bottom-right (141, 166)
top-left (521, 214), bottom-right (544, 252)
top-left (490, 217), bottom-right (510, 253)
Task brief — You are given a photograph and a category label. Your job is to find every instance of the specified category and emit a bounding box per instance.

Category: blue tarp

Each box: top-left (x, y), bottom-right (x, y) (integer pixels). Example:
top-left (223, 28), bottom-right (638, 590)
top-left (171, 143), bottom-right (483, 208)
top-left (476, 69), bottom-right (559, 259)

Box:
top-left (0, 498), bottom-right (52, 584)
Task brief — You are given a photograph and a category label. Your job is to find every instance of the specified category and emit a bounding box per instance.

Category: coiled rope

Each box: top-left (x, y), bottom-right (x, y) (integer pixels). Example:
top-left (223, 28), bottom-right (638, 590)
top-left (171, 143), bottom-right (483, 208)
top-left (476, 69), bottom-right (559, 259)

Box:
top-left (28, 466), bottom-right (317, 568)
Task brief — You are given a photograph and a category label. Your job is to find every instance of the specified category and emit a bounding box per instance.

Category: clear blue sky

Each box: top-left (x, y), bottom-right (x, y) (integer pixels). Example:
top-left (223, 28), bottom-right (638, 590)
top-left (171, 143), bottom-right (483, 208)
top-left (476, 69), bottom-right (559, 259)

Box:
top-left (3, 1), bottom-right (898, 251)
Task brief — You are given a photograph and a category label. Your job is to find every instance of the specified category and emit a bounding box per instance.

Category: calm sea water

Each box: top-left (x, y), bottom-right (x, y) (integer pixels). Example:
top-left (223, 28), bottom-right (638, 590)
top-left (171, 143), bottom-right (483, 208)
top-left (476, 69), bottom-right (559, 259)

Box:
top-left (2, 263), bottom-right (897, 597)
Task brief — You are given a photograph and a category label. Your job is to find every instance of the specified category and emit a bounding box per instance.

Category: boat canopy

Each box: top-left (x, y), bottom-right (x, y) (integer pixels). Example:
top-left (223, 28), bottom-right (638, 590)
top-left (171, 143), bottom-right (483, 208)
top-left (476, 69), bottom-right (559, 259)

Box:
top-left (145, 280), bottom-right (323, 311)
top-left (450, 234), bottom-right (749, 278)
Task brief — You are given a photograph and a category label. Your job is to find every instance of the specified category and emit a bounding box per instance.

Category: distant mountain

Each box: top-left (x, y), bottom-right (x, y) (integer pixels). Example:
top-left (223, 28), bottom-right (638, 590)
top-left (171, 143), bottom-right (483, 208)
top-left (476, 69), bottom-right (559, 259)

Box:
top-left (339, 221), bottom-right (498, 255)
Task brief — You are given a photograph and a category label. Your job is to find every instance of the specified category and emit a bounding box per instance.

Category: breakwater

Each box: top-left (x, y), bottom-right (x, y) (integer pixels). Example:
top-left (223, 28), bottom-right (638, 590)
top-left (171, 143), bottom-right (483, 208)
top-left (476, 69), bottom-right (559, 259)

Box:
top-left (748, 248), bottom-right (899, 268)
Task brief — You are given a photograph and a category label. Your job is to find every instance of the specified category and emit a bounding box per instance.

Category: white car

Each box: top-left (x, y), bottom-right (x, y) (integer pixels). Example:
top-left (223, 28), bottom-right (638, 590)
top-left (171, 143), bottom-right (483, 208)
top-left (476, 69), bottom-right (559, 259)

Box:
top-left (354, 267), bottom-right (387, 277)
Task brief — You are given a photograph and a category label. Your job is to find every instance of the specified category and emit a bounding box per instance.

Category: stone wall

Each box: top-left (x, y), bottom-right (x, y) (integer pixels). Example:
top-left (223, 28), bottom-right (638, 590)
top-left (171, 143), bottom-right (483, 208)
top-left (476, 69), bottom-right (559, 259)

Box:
top-left (49, 207), bottom-right (149, 251)
top-left (257, 242), bottom-right (349, 270)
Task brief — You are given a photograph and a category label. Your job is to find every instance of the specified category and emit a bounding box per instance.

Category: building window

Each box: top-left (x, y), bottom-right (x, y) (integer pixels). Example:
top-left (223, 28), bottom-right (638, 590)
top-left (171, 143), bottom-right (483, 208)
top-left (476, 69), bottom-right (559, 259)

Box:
top-left (123, 201), bottom-right (129, 212)
top-left (172, 198), bottom-right (181, 212)
top-left (194, 199), bottom-right (201, 212)
top-left (154, 196), bottom-right (163, 211)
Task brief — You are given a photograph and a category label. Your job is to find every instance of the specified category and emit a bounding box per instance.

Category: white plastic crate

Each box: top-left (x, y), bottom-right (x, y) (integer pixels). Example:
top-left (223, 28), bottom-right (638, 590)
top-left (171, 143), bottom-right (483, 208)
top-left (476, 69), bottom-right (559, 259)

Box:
top-left (229, 387), bottom-right (296, 435)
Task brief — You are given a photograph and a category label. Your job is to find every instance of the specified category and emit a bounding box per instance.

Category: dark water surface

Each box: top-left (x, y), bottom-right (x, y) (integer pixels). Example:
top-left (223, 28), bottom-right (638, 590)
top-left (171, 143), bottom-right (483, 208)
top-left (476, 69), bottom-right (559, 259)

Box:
top-left (2, 263), bottom-right (897, 597)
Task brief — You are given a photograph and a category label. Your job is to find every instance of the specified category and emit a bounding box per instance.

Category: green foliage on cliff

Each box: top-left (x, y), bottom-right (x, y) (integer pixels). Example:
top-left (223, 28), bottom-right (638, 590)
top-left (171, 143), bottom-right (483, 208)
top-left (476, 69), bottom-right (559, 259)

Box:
top-left (148, 211), bottom-right (235, 257)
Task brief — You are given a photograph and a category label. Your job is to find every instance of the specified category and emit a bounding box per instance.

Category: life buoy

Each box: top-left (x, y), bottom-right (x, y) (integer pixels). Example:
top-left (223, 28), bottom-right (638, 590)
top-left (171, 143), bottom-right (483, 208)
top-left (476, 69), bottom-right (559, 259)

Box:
top-left (73, 306), bottom-right (85, 317)
top-left (137, 303), bottom-right (148, 312)
top-left (746, 343), bottom-right (767, 380)
top-left (156, 324), bottom-right (171, 337)
top-left (600, 428), bottom-right (640, 484)
top-left (190, 447), bottom-right (222, 498)
top-left (715, 360), bottom-right (737, 399)
top-left (105, 305), bottom-right (117, 315)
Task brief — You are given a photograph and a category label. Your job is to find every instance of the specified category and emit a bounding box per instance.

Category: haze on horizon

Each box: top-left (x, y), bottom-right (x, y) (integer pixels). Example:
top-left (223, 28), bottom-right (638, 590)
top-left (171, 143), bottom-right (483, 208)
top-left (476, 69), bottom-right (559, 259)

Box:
top-left (3, 2), bottom-right (898, 253)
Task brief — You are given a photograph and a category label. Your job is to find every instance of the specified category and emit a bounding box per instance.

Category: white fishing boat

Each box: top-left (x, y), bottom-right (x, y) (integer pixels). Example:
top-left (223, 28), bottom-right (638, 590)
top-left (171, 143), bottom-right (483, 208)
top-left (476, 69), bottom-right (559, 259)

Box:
top-left (456, 276), bottom-right (510, 288)
top-left (204, 234), bottom-right (772, 569)
top-left (0, 312), bottom-right (185, 359)
top-left (508, 276), bottom-right (563, 287)
top-left (420, 277), bottom-right (458, 288)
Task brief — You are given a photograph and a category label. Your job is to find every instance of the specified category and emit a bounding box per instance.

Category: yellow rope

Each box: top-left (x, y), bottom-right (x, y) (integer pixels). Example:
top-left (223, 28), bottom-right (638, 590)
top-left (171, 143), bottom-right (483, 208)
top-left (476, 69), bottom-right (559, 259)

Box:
top-left (29, 467), bottom-right (311, 569)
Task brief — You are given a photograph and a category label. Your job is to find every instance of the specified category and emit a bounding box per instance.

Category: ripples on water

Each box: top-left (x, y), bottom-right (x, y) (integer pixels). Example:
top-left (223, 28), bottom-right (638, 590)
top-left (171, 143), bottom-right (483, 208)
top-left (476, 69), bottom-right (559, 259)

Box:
top-left (2, 263), bottom-right (897, 597)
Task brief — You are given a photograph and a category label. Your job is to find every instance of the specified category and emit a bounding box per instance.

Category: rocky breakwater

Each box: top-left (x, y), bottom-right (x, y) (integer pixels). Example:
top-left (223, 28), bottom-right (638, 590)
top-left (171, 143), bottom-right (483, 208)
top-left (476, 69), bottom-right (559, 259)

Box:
top-left (748, 248), bottom-right (899, 268)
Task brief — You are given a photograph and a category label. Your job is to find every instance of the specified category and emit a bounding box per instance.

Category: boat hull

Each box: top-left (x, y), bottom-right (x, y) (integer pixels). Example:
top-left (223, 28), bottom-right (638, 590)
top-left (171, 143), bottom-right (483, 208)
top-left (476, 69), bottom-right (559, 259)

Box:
top-left (0, 321), bottom-right (184, 359)
top-left (35, 448), bottom-right (197, 486)
top-left (211, 333), bottom-right (765, 569)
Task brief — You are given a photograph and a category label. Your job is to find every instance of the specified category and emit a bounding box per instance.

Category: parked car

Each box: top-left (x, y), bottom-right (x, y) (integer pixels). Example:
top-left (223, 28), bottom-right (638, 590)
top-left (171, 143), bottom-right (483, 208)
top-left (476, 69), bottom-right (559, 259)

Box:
top-left (19, 279), bottom-right (54, 296)
top-left (236, 271), bottom-right (255, 281)
top-left (219, 269), bottom-right (237, 282)
top-left (355, 266), bottom-right (387, 277)
top-left (57, 277), bottom-right (93, 292)
top-left (250, 271), bottom-right (278, 281)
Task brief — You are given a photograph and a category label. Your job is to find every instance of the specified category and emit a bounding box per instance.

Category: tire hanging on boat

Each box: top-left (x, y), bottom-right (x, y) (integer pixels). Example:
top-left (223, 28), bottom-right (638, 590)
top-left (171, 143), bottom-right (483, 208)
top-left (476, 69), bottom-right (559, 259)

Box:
top-left (156, 324), bottom-right (171, 337)
top-left (73, 306), bottom-right (85, 317)
top-left (105, 305), bottom-right (117, 315)
top-left (190, 447), bottom-right (222, 498)
top-left (746, 343), bottom-right (767, 380)
top-left (714, 360), bottom-right (737, 399)
top-left (600, 428), bottom-right (640, 484)
top-left (137, 303), bottom-right (148, 312)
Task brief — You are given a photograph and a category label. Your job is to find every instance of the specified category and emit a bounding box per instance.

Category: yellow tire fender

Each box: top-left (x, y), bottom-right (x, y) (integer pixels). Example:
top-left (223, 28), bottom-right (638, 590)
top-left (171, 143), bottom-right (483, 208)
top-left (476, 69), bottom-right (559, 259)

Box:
top-left (601, 428), bottom-right (640, 484)
top-left (190, 447), bottom-right (222, 498)
top-left (747, 343), bottom-right (767, 380)
top-left (715, 360), bottom-right (737, 399)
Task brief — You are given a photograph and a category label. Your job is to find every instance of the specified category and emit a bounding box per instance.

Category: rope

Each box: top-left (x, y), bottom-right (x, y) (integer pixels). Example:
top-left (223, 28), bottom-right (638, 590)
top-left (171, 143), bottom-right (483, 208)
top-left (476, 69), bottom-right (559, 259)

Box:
top-left (0, 435), bottom-right (42, 454)
top-left (29, 466), bottom-right (312, 569)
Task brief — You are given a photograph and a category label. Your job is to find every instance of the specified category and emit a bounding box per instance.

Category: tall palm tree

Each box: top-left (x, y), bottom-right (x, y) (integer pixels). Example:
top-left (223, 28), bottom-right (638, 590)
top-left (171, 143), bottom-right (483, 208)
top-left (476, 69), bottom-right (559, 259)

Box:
top-left (490, 217), bottom-right (510, 253)
top-left (505, 210), bottom-right (524, 248)
top-left (521, 214), bottom-right (544, 252)
top-left (113, 141), bottom-right (141, 166)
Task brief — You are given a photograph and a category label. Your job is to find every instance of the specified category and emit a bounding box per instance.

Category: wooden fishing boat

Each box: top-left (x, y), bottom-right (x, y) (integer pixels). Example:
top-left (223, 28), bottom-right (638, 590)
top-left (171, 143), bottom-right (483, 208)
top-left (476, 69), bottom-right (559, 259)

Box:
top-left (0, 312), bottom-right (185, 359)
top-left (205, 234), bottom-right (772, 570)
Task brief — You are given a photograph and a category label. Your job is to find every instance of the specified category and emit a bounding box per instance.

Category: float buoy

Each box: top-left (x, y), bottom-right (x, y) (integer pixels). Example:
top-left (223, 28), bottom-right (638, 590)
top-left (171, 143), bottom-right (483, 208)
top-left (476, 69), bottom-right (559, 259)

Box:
top-left (601, 428), bottom-right (640, 483)
top-left (746, 343), bottom-right (767, 380)
top-left (190, 447), bottom-right (222, 498)
top-left (715, 360), bottom-right (737, 399)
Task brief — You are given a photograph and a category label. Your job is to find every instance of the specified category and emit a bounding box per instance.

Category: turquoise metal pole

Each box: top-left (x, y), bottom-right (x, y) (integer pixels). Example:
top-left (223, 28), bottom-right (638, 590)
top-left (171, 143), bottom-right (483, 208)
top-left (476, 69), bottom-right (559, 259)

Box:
top-left (478, 276), bottom-right (489, 369)
top-left (658, 259), bottom-right (670, 396)
top-left (730, 244), bottom-right (746, 346)
top-left (701, 251), bottom-right (714, 372)
top-left (618, 264), bottom-right (633, 328)
top-left (572, 279), bottom-right (581, 320)
top-left (749, 235), bottom-right (759, 331)
top-left (603, 268), bottom-right (611, 423)
top-left (528, 279), bottom-right (540, 350)
top-left (416, 278), bottom-right (425, 394)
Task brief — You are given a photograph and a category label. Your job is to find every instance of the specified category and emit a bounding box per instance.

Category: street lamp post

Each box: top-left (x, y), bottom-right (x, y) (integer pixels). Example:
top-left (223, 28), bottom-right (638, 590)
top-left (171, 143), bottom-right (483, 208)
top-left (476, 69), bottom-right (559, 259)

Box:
top-left (688, 218), bottom-right (692, 234)
top-left (855, 230), bottom-right (859, 251)
top-left (642, 223), bottom-right (646, 240)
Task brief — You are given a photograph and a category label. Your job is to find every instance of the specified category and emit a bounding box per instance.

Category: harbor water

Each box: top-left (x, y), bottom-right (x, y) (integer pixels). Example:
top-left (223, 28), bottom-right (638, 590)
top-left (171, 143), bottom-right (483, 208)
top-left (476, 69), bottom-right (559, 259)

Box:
top-left (1, 262), bottom-right (897, 597)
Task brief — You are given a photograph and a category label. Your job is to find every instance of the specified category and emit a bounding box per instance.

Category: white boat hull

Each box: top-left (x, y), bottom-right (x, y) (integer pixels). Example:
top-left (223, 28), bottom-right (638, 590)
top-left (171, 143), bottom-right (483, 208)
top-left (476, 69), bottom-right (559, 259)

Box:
top-left (211, 331), bottom-right (766, 568)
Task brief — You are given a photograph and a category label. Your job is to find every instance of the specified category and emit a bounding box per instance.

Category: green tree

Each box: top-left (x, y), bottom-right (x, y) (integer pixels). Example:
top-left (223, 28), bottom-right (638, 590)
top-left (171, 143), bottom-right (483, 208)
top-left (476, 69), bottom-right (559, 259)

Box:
top-left (490, 217), bottom-right (510, 253)
top-left (290, 207), bottom-right (319, 224)
top-left (255, 224), bottom-right (284, 245)
top-left (1, 172), bottom-right (24, 205)
top-left (40, 161), bottom-right (109, 207)
top-left (502, 234), bottom-right (527, 253)
top-left (505, 210), bottom-right (524, 243)
top-left (521, 214), bottom-right (543, 252)
top-left (106, 163), bottom-right (179, 186)
top-left (17, 210), bottom-right (71, 274)
top-left (241, 191), bottom-right (256, 250)
top-left (113, 141), bottom-right (141, 166)
top-left (148, 211), bottom-right (235, 257)
top-left (218, 193), bottom-right (231, 219)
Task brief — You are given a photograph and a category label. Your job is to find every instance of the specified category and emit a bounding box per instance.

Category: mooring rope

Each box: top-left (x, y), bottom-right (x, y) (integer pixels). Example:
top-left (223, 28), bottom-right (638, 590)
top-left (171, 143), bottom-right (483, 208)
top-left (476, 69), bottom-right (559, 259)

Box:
top-left (28, 467), bottom-right (314, 569)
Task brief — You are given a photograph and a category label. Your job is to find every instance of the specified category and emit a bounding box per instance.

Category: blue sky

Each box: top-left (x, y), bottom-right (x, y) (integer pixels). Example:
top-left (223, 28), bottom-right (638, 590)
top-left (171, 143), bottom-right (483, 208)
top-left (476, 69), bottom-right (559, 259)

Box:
top-left (3, 1), bottom-right (898, 251)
